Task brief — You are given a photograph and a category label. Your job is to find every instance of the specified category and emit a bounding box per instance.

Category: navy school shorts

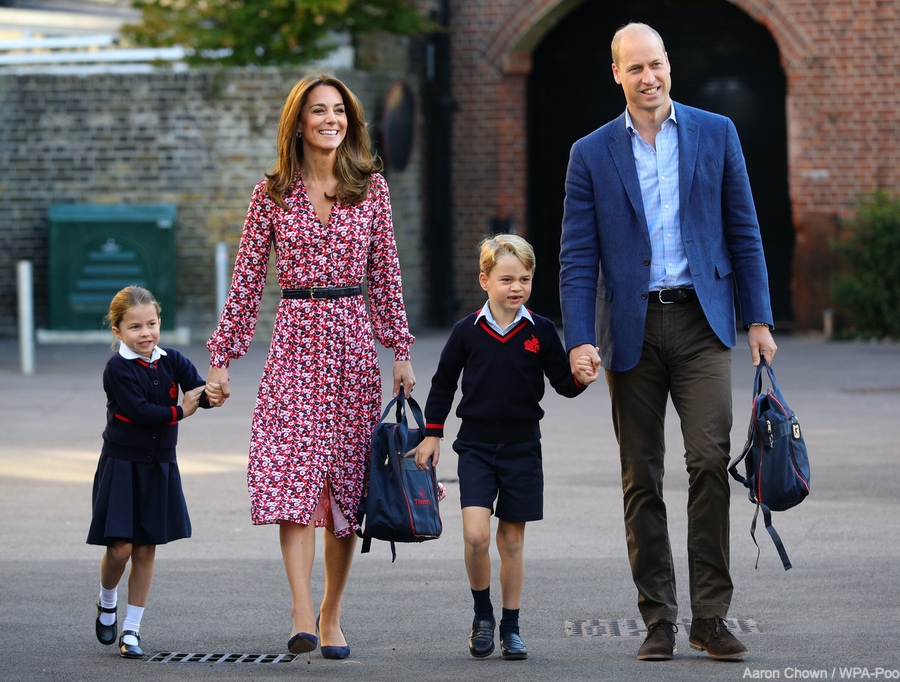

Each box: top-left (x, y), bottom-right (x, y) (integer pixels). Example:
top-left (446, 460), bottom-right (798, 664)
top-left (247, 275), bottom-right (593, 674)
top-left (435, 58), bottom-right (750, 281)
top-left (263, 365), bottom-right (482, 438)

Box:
top-left (453, 438), bottom-right (543, 522)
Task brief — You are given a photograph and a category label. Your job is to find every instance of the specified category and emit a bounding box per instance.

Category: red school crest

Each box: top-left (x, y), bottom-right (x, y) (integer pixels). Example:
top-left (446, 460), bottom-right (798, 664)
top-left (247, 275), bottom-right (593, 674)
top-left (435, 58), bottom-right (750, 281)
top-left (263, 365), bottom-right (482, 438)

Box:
top-left (523, 335), bottom-right (540, 353)
top-left (169, 382), bottom-right (178, 399)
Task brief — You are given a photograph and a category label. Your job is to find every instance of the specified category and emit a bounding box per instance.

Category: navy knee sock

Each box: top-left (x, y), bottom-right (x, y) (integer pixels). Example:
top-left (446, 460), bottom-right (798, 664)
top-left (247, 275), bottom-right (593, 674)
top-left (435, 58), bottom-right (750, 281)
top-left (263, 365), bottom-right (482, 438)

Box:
top-left (471, 587), bottom-right (494, 623)
top-left (499, 608), bottom-right (520, 636)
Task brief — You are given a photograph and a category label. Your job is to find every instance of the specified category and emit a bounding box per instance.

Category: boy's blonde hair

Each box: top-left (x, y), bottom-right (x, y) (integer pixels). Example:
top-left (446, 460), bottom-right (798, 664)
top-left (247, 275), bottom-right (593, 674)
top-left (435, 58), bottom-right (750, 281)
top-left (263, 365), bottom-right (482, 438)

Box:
top-left (478, 234), bottom-right (536, 276)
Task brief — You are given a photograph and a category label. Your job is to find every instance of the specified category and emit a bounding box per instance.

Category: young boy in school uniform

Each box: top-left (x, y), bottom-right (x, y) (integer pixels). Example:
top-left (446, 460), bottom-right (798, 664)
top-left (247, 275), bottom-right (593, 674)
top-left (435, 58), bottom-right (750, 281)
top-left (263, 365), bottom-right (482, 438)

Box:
top-left (415, 234), bottom-right (598, 660)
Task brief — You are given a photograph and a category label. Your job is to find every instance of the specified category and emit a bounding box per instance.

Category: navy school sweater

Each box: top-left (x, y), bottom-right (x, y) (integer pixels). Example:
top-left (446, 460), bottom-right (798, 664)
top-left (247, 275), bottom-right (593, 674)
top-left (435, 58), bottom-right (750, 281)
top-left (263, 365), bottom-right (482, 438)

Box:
top-left (423, 311), bottom-right (587, 444)
top-left (101, 347), bottom-right (212, 463)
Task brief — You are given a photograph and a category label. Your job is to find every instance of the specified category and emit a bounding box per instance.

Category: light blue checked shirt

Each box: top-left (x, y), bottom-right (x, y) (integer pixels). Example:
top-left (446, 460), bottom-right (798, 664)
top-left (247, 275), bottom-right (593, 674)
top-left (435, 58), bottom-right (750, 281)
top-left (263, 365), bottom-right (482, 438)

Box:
top-left (625, 103), bottom-right (691, 290)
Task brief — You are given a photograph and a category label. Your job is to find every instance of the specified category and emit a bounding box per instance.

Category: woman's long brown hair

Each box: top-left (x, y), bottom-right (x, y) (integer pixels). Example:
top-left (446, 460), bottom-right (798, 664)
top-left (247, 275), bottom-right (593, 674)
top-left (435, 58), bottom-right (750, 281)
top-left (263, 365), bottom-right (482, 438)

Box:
top-left (265, 74), bottom-right (383, 209)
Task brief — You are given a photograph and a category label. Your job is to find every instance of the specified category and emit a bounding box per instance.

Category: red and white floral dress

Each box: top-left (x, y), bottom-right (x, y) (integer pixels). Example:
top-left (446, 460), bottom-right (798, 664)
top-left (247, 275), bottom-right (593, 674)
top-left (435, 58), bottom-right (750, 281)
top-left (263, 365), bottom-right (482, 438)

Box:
top-left (207, 172), bottom-right (414, 537)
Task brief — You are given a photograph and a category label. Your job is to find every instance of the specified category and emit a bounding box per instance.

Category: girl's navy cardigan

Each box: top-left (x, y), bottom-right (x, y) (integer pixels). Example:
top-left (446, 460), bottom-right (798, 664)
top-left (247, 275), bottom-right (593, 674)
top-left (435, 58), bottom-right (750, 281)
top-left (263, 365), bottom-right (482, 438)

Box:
top-left (101, 347), bottom-right (211, 462)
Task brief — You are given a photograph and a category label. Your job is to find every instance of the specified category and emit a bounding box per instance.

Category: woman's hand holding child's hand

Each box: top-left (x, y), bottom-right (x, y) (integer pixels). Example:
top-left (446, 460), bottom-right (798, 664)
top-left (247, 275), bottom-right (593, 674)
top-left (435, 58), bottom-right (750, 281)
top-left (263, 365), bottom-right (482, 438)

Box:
top-left (205, 381), bottom-right (224, 407)
top-left (205, 367), bottom-right (231, 406)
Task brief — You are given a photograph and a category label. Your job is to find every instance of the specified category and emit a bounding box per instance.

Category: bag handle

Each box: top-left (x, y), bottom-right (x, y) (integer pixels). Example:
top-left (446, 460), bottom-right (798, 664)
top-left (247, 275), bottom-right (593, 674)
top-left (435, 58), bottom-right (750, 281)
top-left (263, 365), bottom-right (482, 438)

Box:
top-left (377, 390), bottom-right (426, 434)
top-left (753, 355), bottom-right (781, 398)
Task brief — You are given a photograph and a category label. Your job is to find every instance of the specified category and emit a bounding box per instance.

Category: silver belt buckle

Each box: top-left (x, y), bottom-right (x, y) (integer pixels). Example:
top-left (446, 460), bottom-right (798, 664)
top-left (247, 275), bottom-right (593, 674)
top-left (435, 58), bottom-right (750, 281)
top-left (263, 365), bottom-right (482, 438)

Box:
top-left (658, 289), bottom-right (674, 305)
top-left (309, 287), bottom-right (324, 300)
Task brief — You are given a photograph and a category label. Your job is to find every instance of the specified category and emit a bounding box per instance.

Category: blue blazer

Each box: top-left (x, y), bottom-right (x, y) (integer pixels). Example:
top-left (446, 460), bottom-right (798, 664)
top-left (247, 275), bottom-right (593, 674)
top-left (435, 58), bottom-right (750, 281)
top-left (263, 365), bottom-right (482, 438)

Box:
top-left (559, 102), bottom-right (774, 372)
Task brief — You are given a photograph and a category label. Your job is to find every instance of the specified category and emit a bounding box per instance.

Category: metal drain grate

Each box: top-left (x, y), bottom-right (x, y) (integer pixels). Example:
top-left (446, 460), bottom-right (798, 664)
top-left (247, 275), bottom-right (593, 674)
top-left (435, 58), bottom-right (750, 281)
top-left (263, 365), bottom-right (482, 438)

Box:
top-left (564, 617), bottom-right (759, 637)
top-left (147, 652), bottom-right (298, 663)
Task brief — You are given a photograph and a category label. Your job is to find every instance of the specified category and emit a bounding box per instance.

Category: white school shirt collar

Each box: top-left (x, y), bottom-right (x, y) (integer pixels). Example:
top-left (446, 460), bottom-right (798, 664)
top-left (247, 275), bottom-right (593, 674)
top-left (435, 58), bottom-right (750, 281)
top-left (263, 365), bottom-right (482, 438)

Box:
top-left (118, 344), bottom-right (167, 362)
top-left (475, 301), bottom-right (534, 336)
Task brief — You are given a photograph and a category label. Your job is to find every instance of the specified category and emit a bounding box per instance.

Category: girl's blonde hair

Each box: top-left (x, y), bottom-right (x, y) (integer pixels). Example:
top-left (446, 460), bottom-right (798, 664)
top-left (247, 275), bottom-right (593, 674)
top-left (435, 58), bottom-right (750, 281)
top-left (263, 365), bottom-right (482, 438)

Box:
top-left (105, 285), bottom-right (161, 349)
top-left (478, 234), bottom-right (536, 276)
top-left (265, 74), bottom-right (382, 209)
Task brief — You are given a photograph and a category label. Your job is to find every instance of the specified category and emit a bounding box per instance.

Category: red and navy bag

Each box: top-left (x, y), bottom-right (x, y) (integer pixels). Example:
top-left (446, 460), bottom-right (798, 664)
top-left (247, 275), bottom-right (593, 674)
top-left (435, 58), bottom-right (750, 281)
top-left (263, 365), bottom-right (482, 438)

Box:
top-left (356, 392), bottom-right (443, 561)
top-left (729, 356), bottom-right (811, 570)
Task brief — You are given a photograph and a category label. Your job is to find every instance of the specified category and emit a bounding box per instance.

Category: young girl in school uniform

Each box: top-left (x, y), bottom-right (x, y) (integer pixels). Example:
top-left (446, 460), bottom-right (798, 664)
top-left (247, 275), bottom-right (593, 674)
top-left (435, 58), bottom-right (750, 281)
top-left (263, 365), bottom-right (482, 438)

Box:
top-left (86, 285), bottom-right (216, 658)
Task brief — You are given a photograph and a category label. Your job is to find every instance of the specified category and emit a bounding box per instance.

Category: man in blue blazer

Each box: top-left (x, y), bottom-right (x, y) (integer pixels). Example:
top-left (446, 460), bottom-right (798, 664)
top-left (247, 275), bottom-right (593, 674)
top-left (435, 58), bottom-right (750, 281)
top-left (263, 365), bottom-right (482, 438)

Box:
top-left (560, 22), bottom-right (778, 662)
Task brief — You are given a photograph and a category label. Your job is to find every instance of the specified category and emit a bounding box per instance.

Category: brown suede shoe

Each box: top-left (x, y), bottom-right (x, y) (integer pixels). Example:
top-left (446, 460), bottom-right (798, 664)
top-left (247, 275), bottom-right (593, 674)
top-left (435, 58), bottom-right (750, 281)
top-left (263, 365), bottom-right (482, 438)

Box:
top-left (689, 617), bottom-right (749, 660)
top-left (637, 620), bottom-right (678, 660)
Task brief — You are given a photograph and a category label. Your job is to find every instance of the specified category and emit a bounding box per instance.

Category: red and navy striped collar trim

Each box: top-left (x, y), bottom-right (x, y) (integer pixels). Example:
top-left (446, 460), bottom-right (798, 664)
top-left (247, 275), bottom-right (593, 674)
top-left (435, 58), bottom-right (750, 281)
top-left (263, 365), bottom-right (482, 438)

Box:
top-left (476, 316), bottom-right (531, 342)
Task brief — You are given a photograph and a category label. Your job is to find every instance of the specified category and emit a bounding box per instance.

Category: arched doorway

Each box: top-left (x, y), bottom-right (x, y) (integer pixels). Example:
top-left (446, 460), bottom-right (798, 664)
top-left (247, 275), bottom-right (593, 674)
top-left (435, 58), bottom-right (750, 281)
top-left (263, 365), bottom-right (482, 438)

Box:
top-left (527, 0), bottom-right (792, 325)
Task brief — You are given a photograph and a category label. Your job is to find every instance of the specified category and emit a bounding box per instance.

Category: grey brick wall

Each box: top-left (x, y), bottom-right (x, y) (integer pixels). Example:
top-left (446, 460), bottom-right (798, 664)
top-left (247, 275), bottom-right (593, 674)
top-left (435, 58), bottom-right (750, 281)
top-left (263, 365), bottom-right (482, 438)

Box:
top-left (0, 66), bottom-right (425, 340)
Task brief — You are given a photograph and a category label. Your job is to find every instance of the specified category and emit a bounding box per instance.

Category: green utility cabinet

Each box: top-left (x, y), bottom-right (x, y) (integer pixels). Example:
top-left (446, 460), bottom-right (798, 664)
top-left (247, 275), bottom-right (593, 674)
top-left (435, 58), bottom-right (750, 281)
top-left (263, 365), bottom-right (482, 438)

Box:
top-left (47, 204), bottom-right (177, 330)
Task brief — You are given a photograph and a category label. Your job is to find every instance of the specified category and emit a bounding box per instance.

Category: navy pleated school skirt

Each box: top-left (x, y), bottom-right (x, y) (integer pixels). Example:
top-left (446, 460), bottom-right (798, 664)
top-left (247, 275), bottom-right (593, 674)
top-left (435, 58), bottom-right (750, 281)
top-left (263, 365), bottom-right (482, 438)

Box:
top-left (86, 454), bottom-right (191, 546)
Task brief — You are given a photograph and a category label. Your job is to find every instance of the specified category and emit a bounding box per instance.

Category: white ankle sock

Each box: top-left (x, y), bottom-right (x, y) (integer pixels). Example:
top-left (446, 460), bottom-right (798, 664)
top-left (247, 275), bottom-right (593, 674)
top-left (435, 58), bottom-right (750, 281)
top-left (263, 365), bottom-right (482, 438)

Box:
top-left (123, 604), bottom-right (144, 639)
top-left (98, 587), bottom-right (117, 626)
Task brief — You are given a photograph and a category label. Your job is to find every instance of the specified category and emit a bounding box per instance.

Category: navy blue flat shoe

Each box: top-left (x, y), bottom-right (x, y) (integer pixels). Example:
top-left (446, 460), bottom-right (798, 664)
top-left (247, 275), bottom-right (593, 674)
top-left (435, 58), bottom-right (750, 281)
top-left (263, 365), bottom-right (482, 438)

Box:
top-left (95, 602), bottom-right (117, 646)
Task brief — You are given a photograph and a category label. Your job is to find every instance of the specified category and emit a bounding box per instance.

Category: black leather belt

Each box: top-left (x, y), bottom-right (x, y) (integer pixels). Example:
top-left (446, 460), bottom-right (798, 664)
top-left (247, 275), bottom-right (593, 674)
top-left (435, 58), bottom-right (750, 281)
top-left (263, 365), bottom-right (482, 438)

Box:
top-left (282, 286), bottom-right (362, 300)
top-left (650, 288), bottom-right (696, 304)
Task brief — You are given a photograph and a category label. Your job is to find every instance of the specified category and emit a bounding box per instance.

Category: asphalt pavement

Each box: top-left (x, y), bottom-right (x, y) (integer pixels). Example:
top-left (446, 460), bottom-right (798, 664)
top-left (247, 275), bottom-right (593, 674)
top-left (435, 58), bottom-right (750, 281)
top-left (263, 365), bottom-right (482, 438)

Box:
top-left (1, 330), bottom-right (899, 682)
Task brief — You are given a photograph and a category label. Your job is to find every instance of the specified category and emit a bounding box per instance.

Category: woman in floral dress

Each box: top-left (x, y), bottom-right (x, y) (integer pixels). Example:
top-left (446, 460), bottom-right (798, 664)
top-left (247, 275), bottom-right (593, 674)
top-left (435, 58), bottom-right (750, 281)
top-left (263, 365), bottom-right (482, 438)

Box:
top-left (206, 74), bottom-right (416, 660)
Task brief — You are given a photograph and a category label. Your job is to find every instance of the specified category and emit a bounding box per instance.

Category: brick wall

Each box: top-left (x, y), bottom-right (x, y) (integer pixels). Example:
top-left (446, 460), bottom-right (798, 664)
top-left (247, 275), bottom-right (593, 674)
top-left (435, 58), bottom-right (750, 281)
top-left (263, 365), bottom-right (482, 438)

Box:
top-left (4, 1), bottom-right (897, 338)
top-left (0, 66), bottom-right (425, 339)
top-left (446, 0), bottom-right (900, 329)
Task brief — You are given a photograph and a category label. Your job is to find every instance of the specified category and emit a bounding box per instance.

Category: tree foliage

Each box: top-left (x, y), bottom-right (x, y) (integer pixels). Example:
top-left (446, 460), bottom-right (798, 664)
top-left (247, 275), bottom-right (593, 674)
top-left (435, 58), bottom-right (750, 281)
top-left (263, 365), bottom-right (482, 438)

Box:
top-left (121, 0), bottom-right (432, 66)
top-left (830, 191), bottom-right (900, 339)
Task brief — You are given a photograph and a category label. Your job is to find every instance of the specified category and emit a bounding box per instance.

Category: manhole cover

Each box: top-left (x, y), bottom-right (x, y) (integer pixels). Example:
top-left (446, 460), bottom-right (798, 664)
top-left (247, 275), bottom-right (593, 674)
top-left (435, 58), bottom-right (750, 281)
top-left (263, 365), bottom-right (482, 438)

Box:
top-left (146, 652), bottom-right (298, 663)
top-left (564, 617), bottom-right (759, 637)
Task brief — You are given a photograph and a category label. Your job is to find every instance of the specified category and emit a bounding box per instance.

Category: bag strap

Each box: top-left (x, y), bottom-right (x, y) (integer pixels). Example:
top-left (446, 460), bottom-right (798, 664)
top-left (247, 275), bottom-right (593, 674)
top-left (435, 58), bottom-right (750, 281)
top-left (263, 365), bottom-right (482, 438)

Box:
top-left (360, 536), bottom-right (397, 562)
top-left (751, 502), bottom-right (793, 571)
top-left (728, 420), bottom-right (755, 487)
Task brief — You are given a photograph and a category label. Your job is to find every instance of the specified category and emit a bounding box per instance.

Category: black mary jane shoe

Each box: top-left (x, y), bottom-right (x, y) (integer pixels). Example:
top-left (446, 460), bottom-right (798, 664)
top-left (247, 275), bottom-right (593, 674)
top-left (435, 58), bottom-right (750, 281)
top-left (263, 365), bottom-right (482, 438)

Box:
top-left (468, 618), bottom-right (495, 658)
top-left (500, 632), bottom-right (528, 660)
top-left (95, 603), bottom-right (117, 645)
top-left (119, 630), bottom-right (143, 659)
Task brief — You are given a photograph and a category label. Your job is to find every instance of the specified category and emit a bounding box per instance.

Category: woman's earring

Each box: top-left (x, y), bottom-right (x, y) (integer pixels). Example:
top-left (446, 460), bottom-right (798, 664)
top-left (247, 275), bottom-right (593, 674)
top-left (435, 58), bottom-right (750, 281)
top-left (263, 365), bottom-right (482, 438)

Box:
top-left (296, 131), bottom-right (302, 138)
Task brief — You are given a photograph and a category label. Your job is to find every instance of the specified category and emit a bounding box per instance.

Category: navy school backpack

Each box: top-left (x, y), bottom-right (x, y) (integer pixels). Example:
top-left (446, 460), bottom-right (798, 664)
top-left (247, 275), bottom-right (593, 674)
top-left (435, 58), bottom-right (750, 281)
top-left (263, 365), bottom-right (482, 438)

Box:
top-left (356, 392), bottom-right (443, 561)
top-left (728, 356), bottom-right (810, 570)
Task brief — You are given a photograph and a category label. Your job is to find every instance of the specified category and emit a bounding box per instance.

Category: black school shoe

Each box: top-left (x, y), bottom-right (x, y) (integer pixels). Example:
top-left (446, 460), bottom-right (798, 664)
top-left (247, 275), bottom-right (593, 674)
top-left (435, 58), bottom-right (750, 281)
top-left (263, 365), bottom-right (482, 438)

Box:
top-left (95, 603), bottom-right (117, 645)
top-left (500, 632), bottom-right (528, 660)
top-left (119, 630), bottom-right (143, 659)
top-left (468, 618), bottom-right (495, 658)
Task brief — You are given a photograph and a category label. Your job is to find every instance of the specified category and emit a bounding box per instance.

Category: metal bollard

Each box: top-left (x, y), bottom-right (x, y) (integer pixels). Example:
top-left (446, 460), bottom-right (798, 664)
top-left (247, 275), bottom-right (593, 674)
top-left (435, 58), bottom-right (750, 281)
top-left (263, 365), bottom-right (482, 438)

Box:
top-left (17, 260), bottom-right (35, 376)
top-left (215, 241), bottom-right (230, 317)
